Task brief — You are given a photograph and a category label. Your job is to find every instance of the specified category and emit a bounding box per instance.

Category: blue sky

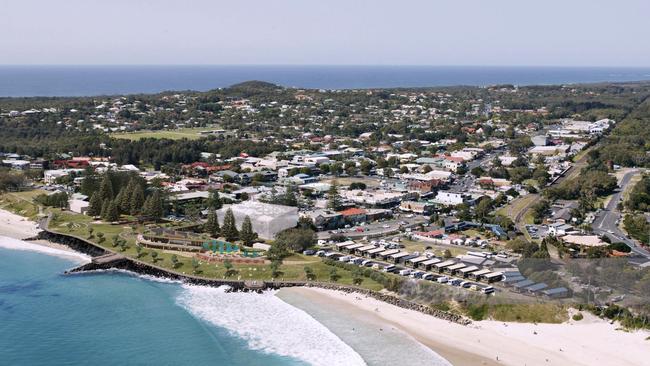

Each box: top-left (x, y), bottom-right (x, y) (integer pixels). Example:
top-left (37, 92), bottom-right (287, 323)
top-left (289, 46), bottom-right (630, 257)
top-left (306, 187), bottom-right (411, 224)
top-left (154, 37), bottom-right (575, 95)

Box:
top-left (1, 0), bottom-right (648, 66)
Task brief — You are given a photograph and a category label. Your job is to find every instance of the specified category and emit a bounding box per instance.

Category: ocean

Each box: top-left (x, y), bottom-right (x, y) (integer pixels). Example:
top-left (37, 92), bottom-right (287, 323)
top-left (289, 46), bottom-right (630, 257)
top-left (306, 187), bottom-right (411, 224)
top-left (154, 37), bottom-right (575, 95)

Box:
top-left (0, 237), bottom-right (449, 366)
top-left (1, 65), bottom-right (650, 97)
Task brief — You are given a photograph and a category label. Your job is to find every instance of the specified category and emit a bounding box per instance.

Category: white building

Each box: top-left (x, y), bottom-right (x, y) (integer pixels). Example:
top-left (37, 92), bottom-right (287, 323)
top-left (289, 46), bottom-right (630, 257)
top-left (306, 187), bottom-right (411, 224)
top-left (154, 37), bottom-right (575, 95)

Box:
top-left (217, 201), bottom-right (299, 240)
top-left (433, 191), bottom-right (467, 206)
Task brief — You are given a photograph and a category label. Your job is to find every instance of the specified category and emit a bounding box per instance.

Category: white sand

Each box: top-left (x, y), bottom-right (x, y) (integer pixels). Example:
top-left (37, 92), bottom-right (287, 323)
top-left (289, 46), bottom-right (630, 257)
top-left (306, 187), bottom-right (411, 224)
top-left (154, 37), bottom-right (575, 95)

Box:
top-left (287, 287), bottom-right (650, 366)
top-left (0, 208), bottom-right (88, 260)
top-left (0, 208), bottom-right (41, 239)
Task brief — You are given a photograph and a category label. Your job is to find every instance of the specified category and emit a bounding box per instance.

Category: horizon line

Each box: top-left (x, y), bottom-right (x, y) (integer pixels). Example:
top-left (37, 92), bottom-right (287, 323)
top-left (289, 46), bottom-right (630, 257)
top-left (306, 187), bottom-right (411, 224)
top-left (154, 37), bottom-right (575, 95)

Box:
top-left (1, 64), bottom-right (650, 69)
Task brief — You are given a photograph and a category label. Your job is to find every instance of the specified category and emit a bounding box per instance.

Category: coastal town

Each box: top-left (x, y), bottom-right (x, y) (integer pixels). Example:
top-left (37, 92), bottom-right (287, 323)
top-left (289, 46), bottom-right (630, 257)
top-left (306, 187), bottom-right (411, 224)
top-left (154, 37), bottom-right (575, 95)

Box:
top-left (2, 80), bottom-right (650, 336)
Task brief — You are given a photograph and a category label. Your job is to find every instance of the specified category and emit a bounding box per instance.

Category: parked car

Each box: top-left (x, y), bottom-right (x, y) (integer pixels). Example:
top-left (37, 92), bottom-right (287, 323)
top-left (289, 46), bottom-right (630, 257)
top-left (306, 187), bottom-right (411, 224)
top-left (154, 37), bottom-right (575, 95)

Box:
top-left (437, 276), bottom-right (449, 284)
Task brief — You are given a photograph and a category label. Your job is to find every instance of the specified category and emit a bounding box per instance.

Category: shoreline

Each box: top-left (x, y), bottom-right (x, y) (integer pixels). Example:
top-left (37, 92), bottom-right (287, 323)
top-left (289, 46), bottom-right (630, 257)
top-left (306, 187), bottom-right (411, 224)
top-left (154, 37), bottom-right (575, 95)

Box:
top-left (4, 208), bottom-right (650, 365)
top-left (282, 287), bottom-right (650, 366)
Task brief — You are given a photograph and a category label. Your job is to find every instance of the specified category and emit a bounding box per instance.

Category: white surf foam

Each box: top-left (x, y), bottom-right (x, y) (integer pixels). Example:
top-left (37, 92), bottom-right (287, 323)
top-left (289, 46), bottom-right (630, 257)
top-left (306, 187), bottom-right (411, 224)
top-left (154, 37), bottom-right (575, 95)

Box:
top-left (71, 267), bottom-right (183, 284)
top-left (176, 284), bottom-right (367, 366)
top-left (0, 235), bottom-right (91, 264)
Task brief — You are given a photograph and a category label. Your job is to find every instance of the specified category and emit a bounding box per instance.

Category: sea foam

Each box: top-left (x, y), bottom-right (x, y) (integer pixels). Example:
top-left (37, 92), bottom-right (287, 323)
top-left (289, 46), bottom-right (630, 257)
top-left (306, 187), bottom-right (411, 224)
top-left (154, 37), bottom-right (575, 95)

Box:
top-left (176, 284), bottom-right (367, 366)
top-left (0, 235), bottom-right (91, 264)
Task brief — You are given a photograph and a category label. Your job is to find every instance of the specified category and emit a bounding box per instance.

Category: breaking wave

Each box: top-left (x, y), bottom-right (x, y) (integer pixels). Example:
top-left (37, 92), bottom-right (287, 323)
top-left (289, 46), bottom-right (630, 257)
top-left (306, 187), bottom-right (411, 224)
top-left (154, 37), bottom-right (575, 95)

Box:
top-left (176, 284), bottom-right (367, 366)
top-left (0, 236), bottom-right (91, 264)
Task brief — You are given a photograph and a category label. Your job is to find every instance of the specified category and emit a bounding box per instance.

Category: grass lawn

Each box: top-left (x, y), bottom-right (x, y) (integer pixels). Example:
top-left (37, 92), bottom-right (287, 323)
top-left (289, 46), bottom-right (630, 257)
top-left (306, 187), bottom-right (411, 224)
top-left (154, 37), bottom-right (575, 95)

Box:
top-left (322, 177), bottom-right (381, 188)
top-left (110, 126), bottom-right (220, 141)
top-left (400, 238), bottom-right (467, 257)
top-left (0, 190), bottom-right (46, 219)
top-left (496, 194), bottom-right (538, 221)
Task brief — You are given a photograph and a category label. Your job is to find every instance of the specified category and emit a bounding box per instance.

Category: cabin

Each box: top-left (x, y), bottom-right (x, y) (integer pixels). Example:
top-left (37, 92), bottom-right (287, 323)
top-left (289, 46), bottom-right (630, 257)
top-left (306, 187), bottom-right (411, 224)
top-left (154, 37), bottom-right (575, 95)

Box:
top-left (419, 258), bottom-right (442, 270)
top-left (433, 259), bottom-right (456, 273)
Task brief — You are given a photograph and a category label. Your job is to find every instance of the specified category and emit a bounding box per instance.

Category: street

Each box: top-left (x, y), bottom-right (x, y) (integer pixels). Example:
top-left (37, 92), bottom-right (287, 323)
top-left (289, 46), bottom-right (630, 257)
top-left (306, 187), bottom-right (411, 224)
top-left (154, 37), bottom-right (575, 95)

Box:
top-left (592, 169), bottom-right (650, 262)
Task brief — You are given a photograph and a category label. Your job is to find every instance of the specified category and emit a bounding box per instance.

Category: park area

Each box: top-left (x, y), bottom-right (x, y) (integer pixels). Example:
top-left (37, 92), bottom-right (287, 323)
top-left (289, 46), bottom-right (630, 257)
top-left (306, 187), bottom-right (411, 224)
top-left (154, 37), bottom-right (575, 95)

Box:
top-left (109, 126), bottom-right (220, 141)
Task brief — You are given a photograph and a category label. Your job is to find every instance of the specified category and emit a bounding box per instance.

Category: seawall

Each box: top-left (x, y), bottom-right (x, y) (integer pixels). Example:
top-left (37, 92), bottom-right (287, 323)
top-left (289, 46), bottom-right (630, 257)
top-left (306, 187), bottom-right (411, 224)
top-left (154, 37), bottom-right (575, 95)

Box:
top-left (40, 219), bottom-right (470, 325)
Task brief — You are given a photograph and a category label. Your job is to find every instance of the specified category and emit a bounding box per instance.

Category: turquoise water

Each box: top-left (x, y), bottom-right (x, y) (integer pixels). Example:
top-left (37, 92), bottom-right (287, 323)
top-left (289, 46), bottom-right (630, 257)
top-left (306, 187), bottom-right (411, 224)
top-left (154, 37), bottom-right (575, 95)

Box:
top-left (0, 246), bottom-right (314, 366)
top-left (0, 239), bottom-right (449, 366)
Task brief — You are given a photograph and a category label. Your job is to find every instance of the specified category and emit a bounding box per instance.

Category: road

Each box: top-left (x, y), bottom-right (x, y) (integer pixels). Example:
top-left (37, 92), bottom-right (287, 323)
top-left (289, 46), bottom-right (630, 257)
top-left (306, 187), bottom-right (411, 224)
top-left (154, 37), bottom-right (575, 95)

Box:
top-left (592, 169), bottom-right (650, 262)
top-left (317, 215), bottom-right (428, 240)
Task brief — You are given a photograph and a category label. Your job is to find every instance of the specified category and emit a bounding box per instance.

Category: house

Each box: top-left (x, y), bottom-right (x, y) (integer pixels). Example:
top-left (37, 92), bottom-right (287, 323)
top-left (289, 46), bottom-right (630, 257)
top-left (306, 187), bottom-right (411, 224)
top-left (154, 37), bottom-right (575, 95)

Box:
top-left (548, 223), bottom-right (574, 236)
top-left (303, 209), bottom-right (344, 230)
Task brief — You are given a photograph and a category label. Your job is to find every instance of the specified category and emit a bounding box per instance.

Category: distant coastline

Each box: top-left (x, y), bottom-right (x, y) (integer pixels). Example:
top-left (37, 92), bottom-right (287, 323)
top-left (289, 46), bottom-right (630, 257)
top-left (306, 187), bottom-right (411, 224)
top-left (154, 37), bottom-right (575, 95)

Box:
top-left (1, 65), bottom-right (650, 97)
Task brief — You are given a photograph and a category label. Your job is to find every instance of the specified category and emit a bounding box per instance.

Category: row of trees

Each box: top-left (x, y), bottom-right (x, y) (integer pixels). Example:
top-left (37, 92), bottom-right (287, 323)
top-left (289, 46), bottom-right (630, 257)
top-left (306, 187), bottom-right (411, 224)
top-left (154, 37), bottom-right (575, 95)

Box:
top-left (204, 208), bottom-right (258, 245)
top-left (87, 172), bottom-right (163, 222)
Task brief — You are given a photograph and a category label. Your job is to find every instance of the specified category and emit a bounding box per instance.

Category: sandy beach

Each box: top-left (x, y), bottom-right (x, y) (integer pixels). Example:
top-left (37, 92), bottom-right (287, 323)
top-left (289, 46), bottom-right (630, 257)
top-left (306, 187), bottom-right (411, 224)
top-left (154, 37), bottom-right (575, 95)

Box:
top-left (0, 208), bottom-right (82, 254)
top-left (283, 287), bottom-right (650, 366)
top-left (0, 208), bottom-right (41, 239)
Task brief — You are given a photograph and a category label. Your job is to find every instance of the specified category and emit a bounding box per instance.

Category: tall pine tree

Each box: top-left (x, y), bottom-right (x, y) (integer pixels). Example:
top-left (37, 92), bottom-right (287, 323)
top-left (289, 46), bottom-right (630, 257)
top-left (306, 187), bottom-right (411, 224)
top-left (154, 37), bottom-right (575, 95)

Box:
top-left (130, 184), bottom-right (145, 215)
top-left (144, 190), bottom-right (164, 221)
top-left (98, 173), bottom-right (114, 202)
top-left (87, 192), bottom-right (103, 217)
top-left (239, 215), bottom-right (257, 246)
top-left (327, 181), bottom-right (342, 211)
top-left (205, 210), bottom-right (220, 237)
top-left (221, 208), bottom-right (238, 242)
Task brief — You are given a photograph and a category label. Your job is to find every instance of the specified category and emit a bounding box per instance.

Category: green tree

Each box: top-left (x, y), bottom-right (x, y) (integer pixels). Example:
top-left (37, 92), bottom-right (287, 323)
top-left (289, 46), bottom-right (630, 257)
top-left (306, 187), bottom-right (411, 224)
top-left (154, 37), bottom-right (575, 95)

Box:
top-left (151, 251), bottom-right (159, 263)
top-left (270, 259), bottom-right (283, 278)
top-left (205, 210), bottom-right (220, 237)
top-left (327, 181), bottom-right (342, 211)
top-left (100, 199), bottom-right (110, 221)
top-left (98, 172), bottom-right (114, 202)
top-left (135, 244), bottom-right (144, 258)
top-left (304, 266), bottom-right (316, 281)
top-left (87, 192), bottom-right (103, 217)
top-left (282, 184), bottom-right (298, 207)
top-left (143, 190), bottom-right (164, 221)
top-left (103, 199), bottom-right (120, 222)
top-left (171, 254), bottom-right (181, 268)
top-left (221, 208), bottom-right (239, 242)
top-left (239, 215), bottom-right (257, 246)
top-left (191, 257), bottom-right (201, 274)
top-left (130, 184), bottom-right (145, 215)
top-left (96, 232), bottom-right (105, 243)
top-left (207, 190), bottom-right (223, 210)
top-left (274, 228), bottom-right (316, 252)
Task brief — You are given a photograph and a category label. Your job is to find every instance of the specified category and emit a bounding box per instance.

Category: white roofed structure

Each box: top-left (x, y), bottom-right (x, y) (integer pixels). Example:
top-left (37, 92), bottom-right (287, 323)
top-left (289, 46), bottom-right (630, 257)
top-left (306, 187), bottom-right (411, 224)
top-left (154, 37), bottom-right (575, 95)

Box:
top-left (217, 201), bottom-right (298, 240)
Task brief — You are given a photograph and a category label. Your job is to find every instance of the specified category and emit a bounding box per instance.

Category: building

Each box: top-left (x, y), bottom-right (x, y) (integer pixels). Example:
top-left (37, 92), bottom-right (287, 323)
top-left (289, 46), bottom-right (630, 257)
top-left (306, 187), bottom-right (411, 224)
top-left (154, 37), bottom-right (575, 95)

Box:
top-left (433, 191), bottom-right (467, 206)
top-left (217, 201), bottom-right (298, 240)
top-left (399, 201), bottom-right (434, 215)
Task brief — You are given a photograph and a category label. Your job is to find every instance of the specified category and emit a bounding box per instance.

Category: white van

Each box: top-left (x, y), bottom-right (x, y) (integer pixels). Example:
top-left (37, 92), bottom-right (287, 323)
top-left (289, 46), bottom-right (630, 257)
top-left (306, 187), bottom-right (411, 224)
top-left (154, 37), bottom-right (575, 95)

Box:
top-left (398, 269), bottom-right (412, 276)
top-left (382, 264), bottom-right (396, 273)
top-left (482, 286), bottom-right (495, 294)
top-left (437, 276), bottom-right (449, 284)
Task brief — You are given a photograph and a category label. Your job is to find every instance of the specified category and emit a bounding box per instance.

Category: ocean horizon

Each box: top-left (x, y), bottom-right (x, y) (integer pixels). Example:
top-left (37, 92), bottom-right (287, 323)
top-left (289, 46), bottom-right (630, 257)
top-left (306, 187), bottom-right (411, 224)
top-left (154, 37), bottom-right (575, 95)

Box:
top-left (1, 65), bottom-right (650, 97)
